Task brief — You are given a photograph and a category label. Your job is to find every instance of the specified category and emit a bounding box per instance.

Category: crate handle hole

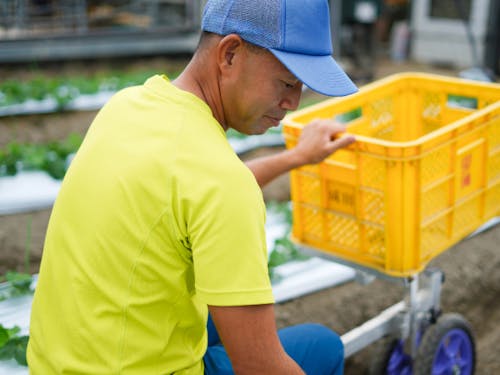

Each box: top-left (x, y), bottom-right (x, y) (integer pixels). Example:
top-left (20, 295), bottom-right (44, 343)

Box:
top-left (447, 94), bottom-right (477, 110)
top-left (335, 107), bottom-right (362, 124)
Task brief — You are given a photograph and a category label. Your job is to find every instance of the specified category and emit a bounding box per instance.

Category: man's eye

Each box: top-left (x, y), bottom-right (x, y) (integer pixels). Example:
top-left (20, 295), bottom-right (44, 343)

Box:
top-left (283, 81), bottom-right (294, 88)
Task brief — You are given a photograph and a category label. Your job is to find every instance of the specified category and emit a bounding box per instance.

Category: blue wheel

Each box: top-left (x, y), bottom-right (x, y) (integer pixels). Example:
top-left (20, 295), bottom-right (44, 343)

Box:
top-left (414, 313), bottom-right (475, 375)
top-left (369, 337), bottom-right (413, 375)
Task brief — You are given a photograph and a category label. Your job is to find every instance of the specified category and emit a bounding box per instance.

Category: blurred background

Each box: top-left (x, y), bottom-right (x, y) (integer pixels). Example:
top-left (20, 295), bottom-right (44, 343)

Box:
top-left (1, 1), bottom-right (499, 374)
top-left (0, 0), bottom-right (498, 78)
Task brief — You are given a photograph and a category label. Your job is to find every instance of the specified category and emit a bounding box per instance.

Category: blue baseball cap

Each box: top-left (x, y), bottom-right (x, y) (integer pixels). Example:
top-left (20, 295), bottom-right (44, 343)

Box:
top-left (202, 0), bottom-right (358, 97)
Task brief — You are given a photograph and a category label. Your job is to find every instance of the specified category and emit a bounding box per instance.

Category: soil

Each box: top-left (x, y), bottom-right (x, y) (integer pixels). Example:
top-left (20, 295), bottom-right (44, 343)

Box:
top-left (1, 56), bottom-right (499, 374)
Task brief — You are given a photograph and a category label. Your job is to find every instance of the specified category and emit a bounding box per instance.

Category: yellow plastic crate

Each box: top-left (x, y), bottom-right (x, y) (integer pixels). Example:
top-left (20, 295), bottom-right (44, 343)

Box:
top-left (283, 73), bottom-right (500, 277)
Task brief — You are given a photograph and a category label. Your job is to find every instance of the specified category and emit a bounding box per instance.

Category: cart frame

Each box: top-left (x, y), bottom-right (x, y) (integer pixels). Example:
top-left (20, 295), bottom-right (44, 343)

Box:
top-left (299, 245), bottom-right (444, 358)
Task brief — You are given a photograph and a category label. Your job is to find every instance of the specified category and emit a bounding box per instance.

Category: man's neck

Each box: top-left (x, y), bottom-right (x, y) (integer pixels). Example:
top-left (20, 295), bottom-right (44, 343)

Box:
top-left (172, 58), bottom-right (227, 131)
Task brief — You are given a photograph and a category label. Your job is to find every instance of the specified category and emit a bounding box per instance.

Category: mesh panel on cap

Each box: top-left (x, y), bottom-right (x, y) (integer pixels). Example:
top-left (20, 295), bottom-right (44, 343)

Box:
top-left (202, 0), bottom-right (282, 49)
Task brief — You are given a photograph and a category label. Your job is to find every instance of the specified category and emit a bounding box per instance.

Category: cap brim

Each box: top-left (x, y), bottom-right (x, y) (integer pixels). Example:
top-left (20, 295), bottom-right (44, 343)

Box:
top-left (269, 49), bottom-right (358, 97)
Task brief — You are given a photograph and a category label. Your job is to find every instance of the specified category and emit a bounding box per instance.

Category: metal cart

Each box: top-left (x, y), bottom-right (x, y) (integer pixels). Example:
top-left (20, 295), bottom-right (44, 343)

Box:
top-left (299, 244), bottom-right (476, 374)
top-left (283, 73), bottom-right (500, 374)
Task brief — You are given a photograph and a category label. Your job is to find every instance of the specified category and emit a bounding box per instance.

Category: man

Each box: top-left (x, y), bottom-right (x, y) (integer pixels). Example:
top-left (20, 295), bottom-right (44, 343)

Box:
top-left (27, 0), bottom-right (357, 374)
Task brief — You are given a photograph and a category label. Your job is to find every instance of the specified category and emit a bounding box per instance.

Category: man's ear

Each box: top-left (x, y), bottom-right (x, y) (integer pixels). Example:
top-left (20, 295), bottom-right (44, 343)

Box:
top-left (216, 34), bottom-right (245, 73)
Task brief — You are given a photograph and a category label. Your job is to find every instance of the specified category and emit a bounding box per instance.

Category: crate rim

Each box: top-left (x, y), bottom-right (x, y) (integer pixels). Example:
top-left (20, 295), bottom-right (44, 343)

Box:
top-left (284, 102), bottom-right (500, 150)
top-left (284, 72), bottom-right (500, 149)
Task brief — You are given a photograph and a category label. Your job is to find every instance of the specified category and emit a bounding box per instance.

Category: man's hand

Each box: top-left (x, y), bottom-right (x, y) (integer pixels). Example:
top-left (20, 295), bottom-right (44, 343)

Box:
top-left (245, 119), bottom-right (355, 188)
top-left (291, 118), bottom-right (356, 166)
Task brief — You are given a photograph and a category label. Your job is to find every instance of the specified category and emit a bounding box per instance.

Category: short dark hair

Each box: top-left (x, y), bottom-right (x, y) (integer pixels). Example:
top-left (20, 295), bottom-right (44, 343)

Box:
top-left (196, 31), bottom-right (217, 50)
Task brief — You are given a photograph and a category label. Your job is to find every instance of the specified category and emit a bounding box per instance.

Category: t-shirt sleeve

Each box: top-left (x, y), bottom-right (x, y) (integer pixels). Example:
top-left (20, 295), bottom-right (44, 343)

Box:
top-left (188, 165), bottom-right (274, 306)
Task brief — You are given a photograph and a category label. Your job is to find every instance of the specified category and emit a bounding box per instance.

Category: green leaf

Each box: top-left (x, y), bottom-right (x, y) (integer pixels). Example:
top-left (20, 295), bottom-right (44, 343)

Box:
top-left (0, 326), bottom-right (9, 348)
top-left (268, 247), bottom-right (289, 268)
top-left (0, 324), bottom-right (28, 367)
top-left (20, 145), bottom-right (46, 170)
top-left (6, 326), bottom-right (21, 338)
top-left (268, 236), bottom-right (309, 273)
top-left (44, 157), bottom-right (67, 180)
top-left (0, 336), bottom-right (29, 366)
top-left (0, 341), bottom-right (15, 360)
top-left (6, 272), bottom-right (32, 288)
top-left (0, 133), bottom-right (83, 179)
top-left (13, 336), bottom-right (29, 366)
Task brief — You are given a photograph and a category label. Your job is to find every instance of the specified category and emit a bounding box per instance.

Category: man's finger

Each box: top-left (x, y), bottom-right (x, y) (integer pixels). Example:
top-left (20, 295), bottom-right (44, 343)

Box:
top-left (329, 134), bottom-right (356, 150)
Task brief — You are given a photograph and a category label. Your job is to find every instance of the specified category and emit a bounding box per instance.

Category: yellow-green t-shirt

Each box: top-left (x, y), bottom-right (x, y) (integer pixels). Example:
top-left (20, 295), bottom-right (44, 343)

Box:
top-left (27, 75), bottom-right (274, 374)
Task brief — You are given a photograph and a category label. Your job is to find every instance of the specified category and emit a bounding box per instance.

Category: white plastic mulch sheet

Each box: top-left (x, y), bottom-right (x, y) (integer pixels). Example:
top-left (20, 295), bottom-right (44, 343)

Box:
top-left (0, 171), bottom-right (61, 215)
top-left (0, 91), bottom-right (114, 117)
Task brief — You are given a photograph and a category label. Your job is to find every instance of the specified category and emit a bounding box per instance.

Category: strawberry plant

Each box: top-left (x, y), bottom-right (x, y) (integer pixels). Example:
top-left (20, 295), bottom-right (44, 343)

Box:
top-left (0, 133), bottom-right (83, 179)
top-left (0, 272), bottom-right (33, 302)
top-left (266, 201), bottom-right (309, 282)
top-left (0, 324), bottom-right (28, 366)
top-left (0, 69), bottom-right (180, 111)
top-left (0, 272), bottom-right (32, 366)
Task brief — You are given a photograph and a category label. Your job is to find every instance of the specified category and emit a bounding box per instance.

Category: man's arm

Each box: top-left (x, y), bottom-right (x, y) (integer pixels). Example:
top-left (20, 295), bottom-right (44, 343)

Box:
top-left (245, 119), bottom-right (355, 188)
top-left (208, 304), bottom-right (305, 375)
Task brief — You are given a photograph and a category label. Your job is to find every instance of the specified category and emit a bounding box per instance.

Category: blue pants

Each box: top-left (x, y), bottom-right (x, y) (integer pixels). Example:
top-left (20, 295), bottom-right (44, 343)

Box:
top-left (203, 315), bottom-right (344, 375)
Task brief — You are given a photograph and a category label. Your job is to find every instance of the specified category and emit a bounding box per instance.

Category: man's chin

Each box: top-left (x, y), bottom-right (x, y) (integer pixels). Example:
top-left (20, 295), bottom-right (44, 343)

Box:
top-left (253, 127), bottom-right (269, 135)
top-left (253, 119), bottom-right (278, 134)
top-left (230, 121), bottom-right (273, 136)
top-left (237, 126), bottom-right (268, 136)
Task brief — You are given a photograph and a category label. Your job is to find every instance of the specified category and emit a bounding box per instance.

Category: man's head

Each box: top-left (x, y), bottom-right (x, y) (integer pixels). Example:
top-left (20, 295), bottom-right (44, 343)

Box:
top-left (201, 0), bottom-right (357, 97)
top-left (195, 31), bottom-right (303, 135)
